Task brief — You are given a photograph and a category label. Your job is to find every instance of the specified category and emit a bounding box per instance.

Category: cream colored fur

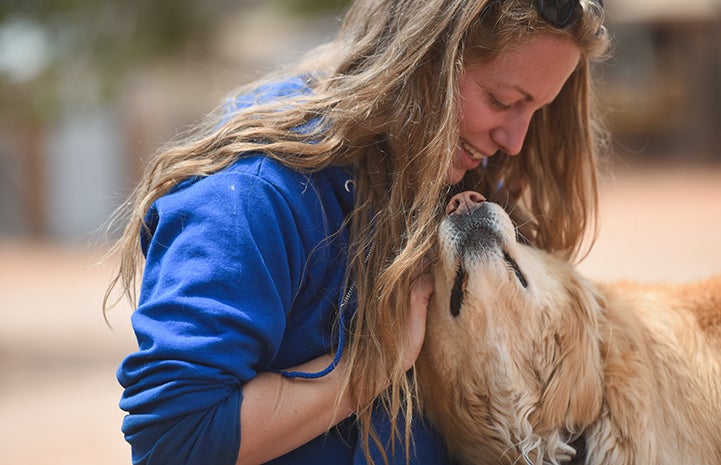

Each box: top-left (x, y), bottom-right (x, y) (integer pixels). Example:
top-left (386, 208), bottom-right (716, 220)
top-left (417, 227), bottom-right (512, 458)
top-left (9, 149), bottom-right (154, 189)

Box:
top-left (417, 198), bottom-right (721, 465)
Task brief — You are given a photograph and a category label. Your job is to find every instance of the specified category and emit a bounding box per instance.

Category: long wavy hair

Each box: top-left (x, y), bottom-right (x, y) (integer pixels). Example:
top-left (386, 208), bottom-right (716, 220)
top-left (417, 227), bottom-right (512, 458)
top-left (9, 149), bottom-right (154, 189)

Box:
top-left (105, 0), bottom-right (609, 462)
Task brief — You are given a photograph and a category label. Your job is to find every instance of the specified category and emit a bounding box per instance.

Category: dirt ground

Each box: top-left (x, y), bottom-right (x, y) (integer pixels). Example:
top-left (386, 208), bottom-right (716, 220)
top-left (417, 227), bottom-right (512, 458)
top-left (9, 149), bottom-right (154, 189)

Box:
top-left (1, 162), bottom-right (720, 465)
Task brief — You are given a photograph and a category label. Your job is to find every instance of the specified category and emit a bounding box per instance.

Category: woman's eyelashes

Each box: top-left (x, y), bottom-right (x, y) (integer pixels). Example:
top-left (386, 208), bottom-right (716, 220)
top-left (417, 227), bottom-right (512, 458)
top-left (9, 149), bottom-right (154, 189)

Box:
top-left (486, 92), bottom-right (513, 111)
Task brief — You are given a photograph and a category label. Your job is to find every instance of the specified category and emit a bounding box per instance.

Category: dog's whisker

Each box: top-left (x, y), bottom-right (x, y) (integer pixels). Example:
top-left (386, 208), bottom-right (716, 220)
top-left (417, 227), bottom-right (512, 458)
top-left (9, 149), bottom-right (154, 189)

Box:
top-left (513, 221), bottom-right (532, 246)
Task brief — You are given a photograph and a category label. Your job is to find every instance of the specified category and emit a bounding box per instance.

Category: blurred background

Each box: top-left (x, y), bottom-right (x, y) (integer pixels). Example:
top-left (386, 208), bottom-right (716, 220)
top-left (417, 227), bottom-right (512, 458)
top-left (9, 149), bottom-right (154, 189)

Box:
top-left (0, 1), bottom-right (719, 464)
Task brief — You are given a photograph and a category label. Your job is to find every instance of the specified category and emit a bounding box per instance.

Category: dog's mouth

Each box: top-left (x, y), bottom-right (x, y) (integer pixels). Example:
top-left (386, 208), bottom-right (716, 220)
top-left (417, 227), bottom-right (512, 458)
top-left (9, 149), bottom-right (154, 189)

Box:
top-left (450, 265), bottom-right (466, 317)
top-left (449, 248), bottom-right (527, 317)
top-left (443, 199), bottom-right (528, 317)
top-left (502, 249), bottom-right (528, 288)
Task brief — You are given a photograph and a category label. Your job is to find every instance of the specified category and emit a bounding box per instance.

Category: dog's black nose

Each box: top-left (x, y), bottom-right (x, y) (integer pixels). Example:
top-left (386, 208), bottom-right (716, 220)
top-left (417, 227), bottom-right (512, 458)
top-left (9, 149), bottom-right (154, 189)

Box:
top-left (446, 191), bottom-right (485, 216)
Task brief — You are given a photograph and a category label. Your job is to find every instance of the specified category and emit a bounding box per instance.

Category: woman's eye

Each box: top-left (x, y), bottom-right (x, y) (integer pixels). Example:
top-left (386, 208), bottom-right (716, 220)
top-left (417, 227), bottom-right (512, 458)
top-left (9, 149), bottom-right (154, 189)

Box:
top-left (487, 93), bottom-right (512, 111)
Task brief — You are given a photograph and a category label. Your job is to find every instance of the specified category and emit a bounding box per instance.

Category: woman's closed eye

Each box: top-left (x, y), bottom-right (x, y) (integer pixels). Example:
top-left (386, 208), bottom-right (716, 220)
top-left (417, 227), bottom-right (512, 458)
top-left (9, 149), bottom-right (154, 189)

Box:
top-left (486, 92), bottom-right (513, 111)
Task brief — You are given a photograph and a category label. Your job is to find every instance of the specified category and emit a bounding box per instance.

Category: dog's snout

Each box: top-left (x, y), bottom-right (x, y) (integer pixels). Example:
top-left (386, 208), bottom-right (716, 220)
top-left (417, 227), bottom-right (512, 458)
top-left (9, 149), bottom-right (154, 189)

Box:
top-left (446, 191), bottom-right (486, 216)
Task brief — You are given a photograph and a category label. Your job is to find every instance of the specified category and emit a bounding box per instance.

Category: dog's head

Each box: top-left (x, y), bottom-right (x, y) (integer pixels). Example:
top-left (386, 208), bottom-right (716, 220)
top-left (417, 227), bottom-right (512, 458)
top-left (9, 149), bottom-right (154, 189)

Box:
top-left (419, 192), bottom-right (604, 464)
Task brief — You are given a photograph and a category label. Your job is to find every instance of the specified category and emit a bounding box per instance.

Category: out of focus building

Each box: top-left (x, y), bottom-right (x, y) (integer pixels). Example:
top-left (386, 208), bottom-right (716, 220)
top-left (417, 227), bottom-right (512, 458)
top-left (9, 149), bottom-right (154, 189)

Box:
top-left (0, 0), bottom-right (719, 242)
top-left (601, 0), bottom-right (721, 161)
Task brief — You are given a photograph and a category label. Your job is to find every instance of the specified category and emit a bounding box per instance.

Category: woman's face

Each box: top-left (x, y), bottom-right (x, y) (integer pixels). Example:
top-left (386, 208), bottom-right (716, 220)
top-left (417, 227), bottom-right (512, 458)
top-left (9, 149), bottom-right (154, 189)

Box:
top-left (447, 34), bottom-right (581, 185)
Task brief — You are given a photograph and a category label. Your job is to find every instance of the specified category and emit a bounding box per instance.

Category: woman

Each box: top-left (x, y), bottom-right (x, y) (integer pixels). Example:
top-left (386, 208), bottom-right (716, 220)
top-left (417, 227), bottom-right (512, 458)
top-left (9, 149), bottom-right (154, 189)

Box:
top-left (106, 0), bottom-right (610, 464)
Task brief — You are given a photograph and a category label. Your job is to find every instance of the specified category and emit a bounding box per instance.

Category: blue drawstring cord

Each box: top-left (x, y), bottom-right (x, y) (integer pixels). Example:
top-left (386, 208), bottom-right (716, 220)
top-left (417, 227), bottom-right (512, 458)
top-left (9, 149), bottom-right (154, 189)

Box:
top-left (273, 281), bottom-right (355, 379)
top-left (273, 179), bottom-right (358, 379)
top-left (273, 176), bottom-right (359, 379)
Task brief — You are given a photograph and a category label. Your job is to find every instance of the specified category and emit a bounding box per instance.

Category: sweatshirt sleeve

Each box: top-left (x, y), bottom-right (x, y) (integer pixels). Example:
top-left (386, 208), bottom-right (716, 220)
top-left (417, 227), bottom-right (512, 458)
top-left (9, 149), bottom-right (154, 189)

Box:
top-left (117, 165), bottom-right (314, 465)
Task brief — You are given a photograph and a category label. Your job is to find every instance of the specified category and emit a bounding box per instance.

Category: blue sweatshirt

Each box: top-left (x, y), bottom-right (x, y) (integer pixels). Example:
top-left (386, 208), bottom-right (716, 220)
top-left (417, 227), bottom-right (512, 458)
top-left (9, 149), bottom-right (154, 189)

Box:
top-left (117, 78), bottom-right (451, 465)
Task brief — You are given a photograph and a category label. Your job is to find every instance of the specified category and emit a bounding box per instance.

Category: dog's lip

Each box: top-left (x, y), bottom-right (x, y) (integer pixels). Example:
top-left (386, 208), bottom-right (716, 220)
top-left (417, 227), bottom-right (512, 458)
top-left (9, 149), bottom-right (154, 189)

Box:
top-left (502, 248), bottom-right (528, 288)
top-left (450, 263), bottom-right (466, 317)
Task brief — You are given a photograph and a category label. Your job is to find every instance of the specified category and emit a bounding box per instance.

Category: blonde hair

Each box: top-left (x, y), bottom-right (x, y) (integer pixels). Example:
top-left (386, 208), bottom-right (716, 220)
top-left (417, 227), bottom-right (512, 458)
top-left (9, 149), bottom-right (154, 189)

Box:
top-left (105, 0), bottom-right (609, 462)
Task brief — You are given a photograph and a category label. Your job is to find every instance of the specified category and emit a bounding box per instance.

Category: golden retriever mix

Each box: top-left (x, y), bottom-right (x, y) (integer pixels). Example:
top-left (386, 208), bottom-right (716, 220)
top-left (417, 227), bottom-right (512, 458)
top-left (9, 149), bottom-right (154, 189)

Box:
top-left (416, 191), bottom-right (721, 465)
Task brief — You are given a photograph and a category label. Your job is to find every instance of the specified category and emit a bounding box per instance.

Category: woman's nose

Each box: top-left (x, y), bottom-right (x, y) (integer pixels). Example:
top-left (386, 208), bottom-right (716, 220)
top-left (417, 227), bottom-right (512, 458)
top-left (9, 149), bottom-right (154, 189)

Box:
top-left (491, 112), bottom-right (532, 156)
top-left (446, 191), bottom-right (485, 216)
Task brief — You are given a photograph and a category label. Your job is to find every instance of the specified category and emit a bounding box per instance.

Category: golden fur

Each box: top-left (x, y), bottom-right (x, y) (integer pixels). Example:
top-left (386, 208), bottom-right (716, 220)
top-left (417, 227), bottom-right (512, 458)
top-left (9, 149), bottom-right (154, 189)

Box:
top-left (417, 196), bottom-right (721, 465)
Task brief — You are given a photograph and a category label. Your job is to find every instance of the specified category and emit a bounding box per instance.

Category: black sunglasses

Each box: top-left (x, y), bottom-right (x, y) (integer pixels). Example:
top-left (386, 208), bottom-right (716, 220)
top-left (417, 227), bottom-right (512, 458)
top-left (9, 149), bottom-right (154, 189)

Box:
top-left (536, 0), bottom-right (580, 28)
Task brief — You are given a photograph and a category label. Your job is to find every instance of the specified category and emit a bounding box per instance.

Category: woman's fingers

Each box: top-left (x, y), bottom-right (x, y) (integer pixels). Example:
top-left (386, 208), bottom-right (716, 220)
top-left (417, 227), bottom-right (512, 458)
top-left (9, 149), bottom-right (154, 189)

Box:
top-left (404, 267), bottom-right (434, 371)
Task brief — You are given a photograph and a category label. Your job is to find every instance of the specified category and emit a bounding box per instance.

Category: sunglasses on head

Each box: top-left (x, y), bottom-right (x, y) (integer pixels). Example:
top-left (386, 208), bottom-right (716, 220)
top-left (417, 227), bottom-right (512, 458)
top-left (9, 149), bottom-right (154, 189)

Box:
top-left (535, 0), bottom-right (580, 28)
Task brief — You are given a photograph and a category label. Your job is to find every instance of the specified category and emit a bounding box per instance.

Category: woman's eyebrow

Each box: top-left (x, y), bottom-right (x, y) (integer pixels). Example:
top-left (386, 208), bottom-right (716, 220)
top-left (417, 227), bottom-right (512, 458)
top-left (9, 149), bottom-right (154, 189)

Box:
top-left (512, 84), bottom-right (534, 102)
top-left (494, 80), bottom-right (534, 102)
top-left (507, 83), bottom-right (557, 107)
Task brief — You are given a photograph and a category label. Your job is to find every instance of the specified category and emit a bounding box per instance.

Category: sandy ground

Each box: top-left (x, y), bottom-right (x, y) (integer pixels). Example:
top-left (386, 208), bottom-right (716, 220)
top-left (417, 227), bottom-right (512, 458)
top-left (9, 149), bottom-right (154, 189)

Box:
top-left (1, 162), bottom-right (720, 465)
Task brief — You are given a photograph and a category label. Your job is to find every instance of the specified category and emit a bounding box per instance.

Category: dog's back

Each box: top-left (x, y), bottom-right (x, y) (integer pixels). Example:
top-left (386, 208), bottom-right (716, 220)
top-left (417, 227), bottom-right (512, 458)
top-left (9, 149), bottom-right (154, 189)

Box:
top-left (591, 276), bottom-right (721, 464)
top-left (672, 276), bottom-right (721, 344)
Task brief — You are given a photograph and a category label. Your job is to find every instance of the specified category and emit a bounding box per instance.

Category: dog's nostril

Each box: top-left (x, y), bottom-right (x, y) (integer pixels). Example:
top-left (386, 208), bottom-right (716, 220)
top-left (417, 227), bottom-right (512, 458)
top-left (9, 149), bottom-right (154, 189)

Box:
top-left (446, 191), bottom-right (486, 216)
top-left (447, 199), bottom-right (461, 215)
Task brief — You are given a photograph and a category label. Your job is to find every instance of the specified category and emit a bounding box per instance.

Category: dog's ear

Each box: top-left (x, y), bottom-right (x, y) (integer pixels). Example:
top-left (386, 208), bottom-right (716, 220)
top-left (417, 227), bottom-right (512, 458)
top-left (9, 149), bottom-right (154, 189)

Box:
top-left (534, 277), bottom-right (604, 432)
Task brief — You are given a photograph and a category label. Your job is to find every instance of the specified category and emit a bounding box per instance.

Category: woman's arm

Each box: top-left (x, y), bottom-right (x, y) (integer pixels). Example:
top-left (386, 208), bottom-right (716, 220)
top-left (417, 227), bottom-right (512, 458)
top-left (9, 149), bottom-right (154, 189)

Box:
top-left (236, 355), bottom-right (353, 465)
top-left (236, 269), bottom-right (434, 465)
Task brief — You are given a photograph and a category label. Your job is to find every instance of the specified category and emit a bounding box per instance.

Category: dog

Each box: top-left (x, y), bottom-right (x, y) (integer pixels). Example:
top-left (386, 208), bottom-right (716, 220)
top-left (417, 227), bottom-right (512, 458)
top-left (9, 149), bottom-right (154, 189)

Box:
top-left (416, 191), bottom-right (721, 465)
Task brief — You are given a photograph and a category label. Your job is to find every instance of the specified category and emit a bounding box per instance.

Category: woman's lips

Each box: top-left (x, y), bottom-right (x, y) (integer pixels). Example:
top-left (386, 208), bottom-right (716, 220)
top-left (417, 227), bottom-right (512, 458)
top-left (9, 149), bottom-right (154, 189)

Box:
top-left (461, 139), bottom-right (489, 168)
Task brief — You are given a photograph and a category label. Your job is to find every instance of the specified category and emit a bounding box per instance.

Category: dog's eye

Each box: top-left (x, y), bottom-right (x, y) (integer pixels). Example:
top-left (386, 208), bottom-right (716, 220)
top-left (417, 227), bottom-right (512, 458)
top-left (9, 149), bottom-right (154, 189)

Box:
top-left (503, 250), bottom-right (528, 288)
top-left (450, 265), bottom-right (467, 317)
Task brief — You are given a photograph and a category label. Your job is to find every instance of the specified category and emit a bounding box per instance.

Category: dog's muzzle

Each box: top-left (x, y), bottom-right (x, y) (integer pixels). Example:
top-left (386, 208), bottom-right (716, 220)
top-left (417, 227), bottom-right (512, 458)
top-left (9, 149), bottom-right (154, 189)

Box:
top-left (442, 196), bottom-right (528, 317)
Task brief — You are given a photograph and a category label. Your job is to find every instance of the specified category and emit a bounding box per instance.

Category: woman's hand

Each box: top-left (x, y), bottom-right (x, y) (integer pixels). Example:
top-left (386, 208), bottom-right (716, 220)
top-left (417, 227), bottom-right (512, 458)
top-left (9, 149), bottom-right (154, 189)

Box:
top-left (403, 259), bottom-right (434, 371)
